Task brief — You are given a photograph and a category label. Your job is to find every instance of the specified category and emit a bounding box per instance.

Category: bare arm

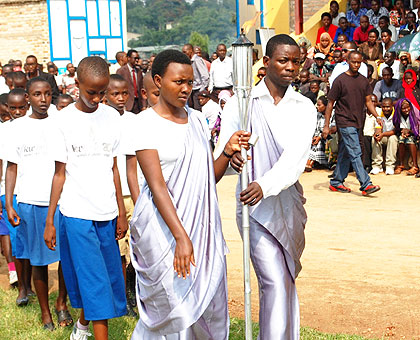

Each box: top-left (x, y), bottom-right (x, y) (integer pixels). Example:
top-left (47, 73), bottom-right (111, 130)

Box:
top-left (5, 162), bottom-right (19, 226)
top-left (213, 131), bottom-right (250, 183)
top-left (44, 161), bottom-right (66, 250)
top-left (126, 155), bottom-right (140, 203)
top-left (137, 149), bottom-right (195, 279)
top-left (365, 95), bottom-right (383, 127)
top-left (322, 100), bottom-right (335, 139)
top-left (112, 157), bottom-right (128, 240)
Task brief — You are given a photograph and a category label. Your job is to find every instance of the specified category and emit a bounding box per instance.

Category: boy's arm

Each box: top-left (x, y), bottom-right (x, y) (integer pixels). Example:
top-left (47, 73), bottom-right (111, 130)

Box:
top-left (113, 157), bottom-right (128, 240)
top-left (5, 162), bottom-right (19, 226)
top-left (44, 161), bottom-right (66, 250)
top-left (126, 155), bottom-right (140, 203)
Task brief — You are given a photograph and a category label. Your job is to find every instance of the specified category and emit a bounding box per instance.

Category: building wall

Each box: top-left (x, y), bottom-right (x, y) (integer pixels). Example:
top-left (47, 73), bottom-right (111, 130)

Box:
top-left (0, 0), bottom-right (50, 66)
top-left (289, 0), bottom-right (331, 32)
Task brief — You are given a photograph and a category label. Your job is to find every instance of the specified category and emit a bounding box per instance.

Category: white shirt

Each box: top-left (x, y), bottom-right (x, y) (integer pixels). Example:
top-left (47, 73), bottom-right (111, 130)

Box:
top-left (332, 12), bottom-right (346, 26)
top-left (329, 61), bottom-right (368, 86)
top-left (400, 115), bottom-right (411, 129)
top-left (7, 115), bottom-right (55, 205)
top-left (217, 80), bottom-right (317, 198)
top-left (363, 113), bottom-right (377, 136)
top-left (128, 108), bottom-right (190, 182)
top-left (209, 57), bottom-right (233, 91)
top-left (377, 25), bottom-right (398, 42)
top-left (0, 120), bottom-right (16, 195)
top-left (0, 77), bottom-right (9, 95)
top-left (109, 62), bottom-right (122, 75)
top-left (117, 111), bottom-right (137, 196)
top-left (380, 113), bottom-right (394, 133)
top-left (201, 99), bottom-right (220, 129)
top-left (378, 60), bottom-right (401, 80)
top-left (51, 103), bottom-right (121, 221)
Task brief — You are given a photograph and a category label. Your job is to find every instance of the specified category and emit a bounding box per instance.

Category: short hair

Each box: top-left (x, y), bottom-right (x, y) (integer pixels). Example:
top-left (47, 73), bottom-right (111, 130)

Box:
top-left (13, 71), bottom-right (26, 83)
top-left (382, 97), bottom-right (393, 103)
top-left (57, 93), bottom-right (74, 102)
top-left (333, 49), bottom-right (342, 54)
top-left (321, 12), bottom-right (332, 20)
top-left (5, 72), bottom-right (15, 81)
top-left (368, 28), bottom-right (379, 38)
top-left (2, 64), bottom-right (13, 71)
top-left (387, 51), bottom-right (396, 58)
top-left (337, 33), bottom-right (348, 40)
top-left (109, 73), bottom-right (128, 85)
top-left (367, 63), bottom-right (374, 73)
top-left (343, 41), bottom-right (358, 49)
top-left (77, 56), bottom-right (109, 82)
top-left (266, 34), bottom-right (299, 58)
top-left (26, 77), bottom-right (51, 93)
top-left (115, 51), bottom-right (125, 60)
top-left (348, 50), bottom-right (362, 59)
top-left (317, 95), bottom-right (328, 106)
top-left (371, 0), bottom-right (380, 4)
top-left (0, 93), bottom-right (8, 105)
top-left (26, 54), bottom-right (37, 61)
top-left (339, 17), bottom-right (348, 23)
top-left (381, 28), bottom-right (392, 36)
top-left (8, 88), bottom-right (26, 99)
top-left (310, 80), bottom-right (320, 86)
top-left (183, 43), bottom-right (193, 50)
top-left (127, 49), bottom-right (138, 58)
top-left (382, 66), bottom-right (393, 74)
top-left (258, 66), bottom-right (267, 71)
top-left (151, 49), bottom-right (191, 78)
top-left (217, 44), bottom-right (226, 50)
top-left (379, 16), bottom-right (390, 23)
top-left (330, 0), bottom-right (339, 7)
top-left (351, 0), bottom-right (360, 4)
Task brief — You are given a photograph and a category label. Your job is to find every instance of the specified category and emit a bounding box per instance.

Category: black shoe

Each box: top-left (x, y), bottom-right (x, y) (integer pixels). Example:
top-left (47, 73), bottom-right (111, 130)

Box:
top-left (126, 303), bottom-right (138, 318)
top-left (43, 322), bottom-right (55, 331)
top-left (16, 296), bottom-right (29, 307)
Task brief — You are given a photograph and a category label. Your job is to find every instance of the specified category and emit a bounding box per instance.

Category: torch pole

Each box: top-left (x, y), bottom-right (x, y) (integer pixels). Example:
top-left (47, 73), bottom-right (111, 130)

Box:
top-left (232, 29), bottom-right (254, 340)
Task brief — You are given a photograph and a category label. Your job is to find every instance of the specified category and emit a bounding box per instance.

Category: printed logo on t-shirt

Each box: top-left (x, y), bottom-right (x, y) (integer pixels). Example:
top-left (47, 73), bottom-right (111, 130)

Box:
top-left (19, 144), bottom-right (47, 157)
top-left (70, 142), bottom-right (112, 157)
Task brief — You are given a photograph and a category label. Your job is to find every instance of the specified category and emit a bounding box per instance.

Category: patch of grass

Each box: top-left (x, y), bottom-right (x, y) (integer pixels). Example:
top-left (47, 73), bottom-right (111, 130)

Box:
top-left (0, 287), bottom-right (379, 340)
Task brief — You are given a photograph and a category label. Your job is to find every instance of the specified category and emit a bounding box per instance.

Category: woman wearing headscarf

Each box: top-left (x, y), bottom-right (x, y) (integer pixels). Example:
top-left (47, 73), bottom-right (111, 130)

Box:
top-left (401, 69), bottom-right (420, 110)
top-left (314, 32), bottom-right (336, 62)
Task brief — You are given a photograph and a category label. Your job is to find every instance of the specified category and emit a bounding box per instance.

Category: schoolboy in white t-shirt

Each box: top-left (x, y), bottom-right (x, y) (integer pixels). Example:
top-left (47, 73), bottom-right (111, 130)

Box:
top-left (44, 57), bottom-right (127, 340)
top-left (5, 77), bottom-right (70, 330)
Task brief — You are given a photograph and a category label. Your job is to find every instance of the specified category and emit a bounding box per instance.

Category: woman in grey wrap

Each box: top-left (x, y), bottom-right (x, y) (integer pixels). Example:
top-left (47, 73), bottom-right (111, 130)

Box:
top-left (127, 49), bottom-right (249, 339)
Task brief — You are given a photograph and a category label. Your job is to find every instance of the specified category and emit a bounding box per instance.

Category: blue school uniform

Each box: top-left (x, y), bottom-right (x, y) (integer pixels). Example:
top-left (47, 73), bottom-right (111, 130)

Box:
top-left (0, 195), bottom-right (18, 255)
top-left (59, 215), bottom-right (126, 320)
top-left (16, 203), bottom-right (60, 266)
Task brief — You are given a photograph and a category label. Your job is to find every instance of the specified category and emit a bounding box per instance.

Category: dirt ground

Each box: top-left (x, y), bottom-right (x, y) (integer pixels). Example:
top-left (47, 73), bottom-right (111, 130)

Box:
top-left (1, 169), bottom-right (420, 338)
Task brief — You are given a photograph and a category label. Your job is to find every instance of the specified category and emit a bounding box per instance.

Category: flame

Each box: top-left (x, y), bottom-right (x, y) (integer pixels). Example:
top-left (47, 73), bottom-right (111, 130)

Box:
top-left (241, 11), bottom-right (261, 34)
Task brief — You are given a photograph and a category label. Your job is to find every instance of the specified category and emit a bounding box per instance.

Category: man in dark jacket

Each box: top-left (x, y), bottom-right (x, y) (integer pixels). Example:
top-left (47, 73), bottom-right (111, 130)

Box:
top-left (25, 55), bottom-right (59, 104)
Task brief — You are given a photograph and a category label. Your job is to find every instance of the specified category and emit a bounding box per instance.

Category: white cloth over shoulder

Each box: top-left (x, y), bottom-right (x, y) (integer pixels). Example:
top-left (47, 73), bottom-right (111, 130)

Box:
top-left (51, 103), bottom-right (121, 221)
top-left (217, 80), bottom-right (317, 198)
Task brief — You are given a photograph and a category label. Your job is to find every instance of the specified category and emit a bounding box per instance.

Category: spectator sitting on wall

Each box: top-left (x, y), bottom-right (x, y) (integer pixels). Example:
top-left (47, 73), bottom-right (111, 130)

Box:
top-left (353, 15), bottom-right (375, 44)
top-left (334, 17), bottom-right (355, 43)
top-left (316, 12), bottom-right (338, 44)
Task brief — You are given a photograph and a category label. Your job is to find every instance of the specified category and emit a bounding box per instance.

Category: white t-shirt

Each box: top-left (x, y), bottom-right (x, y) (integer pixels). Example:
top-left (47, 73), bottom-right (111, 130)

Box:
top-left (7, 115), bottom-right (56, 205)
top-left (201, 99), bottom-right (220, 130)
top-left (0, 120), bottom-right (16, 195)
top-left (128, 107), bottom-right (208, 182)
top-left (400, 115), bottom-right (411, 130)
top-left (51, 103), bottom-right (121, 221)
top-left (378, 60), bottom-right (401, 80)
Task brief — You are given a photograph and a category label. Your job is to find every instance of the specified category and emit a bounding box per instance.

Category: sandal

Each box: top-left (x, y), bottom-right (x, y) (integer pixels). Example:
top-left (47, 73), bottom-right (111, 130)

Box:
top-left (394, 166), bottom-right (404, 174)
top-left (406, 167), bottom-right (419, 176)
top-left (43, 322), bottom-right (55, 331)
top-left (55, 309), bottom-right (73, 327)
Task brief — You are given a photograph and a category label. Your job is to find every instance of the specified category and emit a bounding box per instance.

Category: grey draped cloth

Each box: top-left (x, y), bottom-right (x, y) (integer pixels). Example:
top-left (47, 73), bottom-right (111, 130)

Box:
top-left (239, 98), bottom-right (307, 280)
top-left (130, 110), bottom-right (228, 338)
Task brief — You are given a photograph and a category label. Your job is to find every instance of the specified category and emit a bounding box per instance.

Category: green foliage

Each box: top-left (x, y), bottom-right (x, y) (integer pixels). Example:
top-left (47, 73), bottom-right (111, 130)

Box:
top-left (127, 0), bottom-right (237, 52)
top-left (189, 31), bottom-right (209, 53)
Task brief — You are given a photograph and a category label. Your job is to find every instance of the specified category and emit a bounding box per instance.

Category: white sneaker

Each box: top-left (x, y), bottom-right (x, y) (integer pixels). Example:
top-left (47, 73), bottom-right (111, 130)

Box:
top-left (370, 167), bottom-right (382, 175)
top-left (386, 167), bottom-right (394, 175)
top-left (9, 270), bottom-right (17, 285)
top-left (70, 325), bottom-right (92, 340)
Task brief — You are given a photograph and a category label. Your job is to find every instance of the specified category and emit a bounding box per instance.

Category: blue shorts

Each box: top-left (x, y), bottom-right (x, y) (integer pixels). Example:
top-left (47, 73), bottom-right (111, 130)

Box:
top-left (59, 215), bottom-right (126, 321)
top-left (0, 215), bottom-right (8, 235)
top-left (16, 203), bottom-right (60, 266)
top-left (0, 195), bottom-right (18, 255)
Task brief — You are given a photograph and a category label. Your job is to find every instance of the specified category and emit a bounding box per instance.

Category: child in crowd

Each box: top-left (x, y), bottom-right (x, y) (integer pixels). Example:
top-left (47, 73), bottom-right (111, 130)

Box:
top-left (12, 71), bottom-right (27, 90)
top-left (5, 77), bottom-right (71, 330)
top-left (1, 88), bottom-right (34, 306)
top-left (306, 96), bottom-right (330, 171)
top-left (393, 98), bottom-right (420, 175)
top-left (364, 94), bottom-right (381, 173)
top-left (0, 93), bottom-right (17, 287)
top-left (294, 69), bottom-right (311, 95)
top-left (309, 80), bottom-right (325, 100)
top-left (371, 97), bottom-right (398, 175)
top-left (56, 94), bottom-right (74, 111)
top-left (105, 73), bottom-right (138, 318)
top-left (197, 90), bottom-right (219, 131)
top-left (309, 53), bottom-right (329, 83)
top-left (44, 56), bottom-right (127, 340)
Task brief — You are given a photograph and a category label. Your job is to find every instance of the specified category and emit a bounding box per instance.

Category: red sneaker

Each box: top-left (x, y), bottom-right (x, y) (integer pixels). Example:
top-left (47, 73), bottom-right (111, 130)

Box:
top-left (329, 184), bottom-right (351, 193)
top-left (362, 185), bottom-right (380, 196)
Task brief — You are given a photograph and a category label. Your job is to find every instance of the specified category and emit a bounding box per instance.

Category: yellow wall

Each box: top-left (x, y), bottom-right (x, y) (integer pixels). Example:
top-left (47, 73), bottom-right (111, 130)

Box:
top-left (263, 0), bottom-right (290, 34)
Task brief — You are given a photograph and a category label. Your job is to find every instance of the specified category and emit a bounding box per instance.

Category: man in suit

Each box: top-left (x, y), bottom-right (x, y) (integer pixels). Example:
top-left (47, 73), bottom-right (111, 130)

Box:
top-left (117, 49), bottom-right (143, 113)
top-left (25, 55), bottom-right (60, 104)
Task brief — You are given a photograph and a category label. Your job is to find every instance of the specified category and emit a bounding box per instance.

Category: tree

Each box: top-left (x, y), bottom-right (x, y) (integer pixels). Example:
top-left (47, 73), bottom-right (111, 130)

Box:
top-left (189, 32), bottom-right (209, 53)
